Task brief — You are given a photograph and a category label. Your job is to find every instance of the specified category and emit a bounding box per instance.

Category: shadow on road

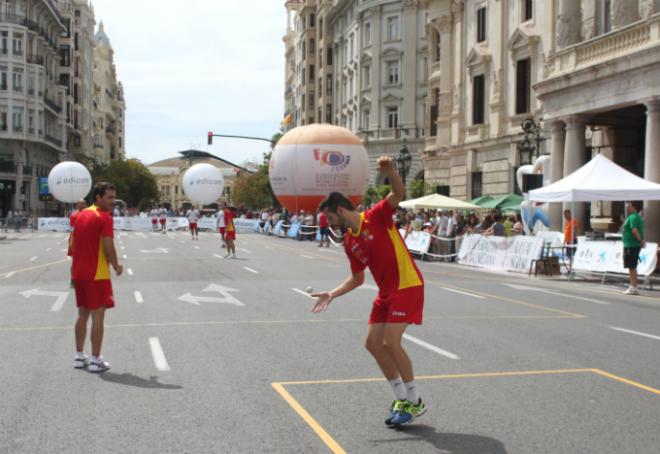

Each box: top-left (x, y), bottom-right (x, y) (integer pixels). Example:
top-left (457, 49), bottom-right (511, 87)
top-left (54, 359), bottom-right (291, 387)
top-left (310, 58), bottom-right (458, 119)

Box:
top-left (98, 372), bottom-right (182, 390)
top-left (373, 424), bottom-right (507, 454)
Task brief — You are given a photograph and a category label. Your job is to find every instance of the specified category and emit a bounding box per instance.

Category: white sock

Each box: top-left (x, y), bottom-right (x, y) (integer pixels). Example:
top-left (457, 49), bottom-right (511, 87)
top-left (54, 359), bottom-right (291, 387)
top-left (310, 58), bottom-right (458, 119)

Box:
top-left (388, 378), bottom-right (407, 401)
top-left (75, 351), bottom-right (85, 358)
top-left (91, 355), bottom-right (101, 362)
top-left (405, 381), bottom-right (419, 404)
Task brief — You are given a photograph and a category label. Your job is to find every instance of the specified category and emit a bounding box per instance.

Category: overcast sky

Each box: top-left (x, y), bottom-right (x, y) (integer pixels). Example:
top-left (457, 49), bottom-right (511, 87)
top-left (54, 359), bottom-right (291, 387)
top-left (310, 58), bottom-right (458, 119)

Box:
top-left (91, 0), bottom-right (287, 167)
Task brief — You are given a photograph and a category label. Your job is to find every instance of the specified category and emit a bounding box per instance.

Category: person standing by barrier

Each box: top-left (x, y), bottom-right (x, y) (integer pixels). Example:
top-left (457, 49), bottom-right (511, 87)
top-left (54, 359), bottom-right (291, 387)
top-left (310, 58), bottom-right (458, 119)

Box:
top-left (318, 210), bottom-right (330, 247)
top-left (71, 182), bottom-right (123, 372)
top-left (311, 156), bottom-right (426, 427)
top-left (187, 206), bottom-right (200, 241)
top-left (217, 205), bottom-right (226, 248)
top-left (224, 204), bottom-right (237, 258)
top-left (563, 210), bottom-right (579, 272)
top-left (622, 202), bottom-right (645, 295)
top-left (150, 207), bottom-right (159, 232)
top-left (158, 205), bottom-right (167, 233)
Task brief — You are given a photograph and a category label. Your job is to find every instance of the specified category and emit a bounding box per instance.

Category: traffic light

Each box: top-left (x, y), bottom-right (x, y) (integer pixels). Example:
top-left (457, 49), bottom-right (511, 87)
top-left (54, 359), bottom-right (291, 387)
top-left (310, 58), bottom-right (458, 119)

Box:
top-left (207, 131), bottom-right (213, 145)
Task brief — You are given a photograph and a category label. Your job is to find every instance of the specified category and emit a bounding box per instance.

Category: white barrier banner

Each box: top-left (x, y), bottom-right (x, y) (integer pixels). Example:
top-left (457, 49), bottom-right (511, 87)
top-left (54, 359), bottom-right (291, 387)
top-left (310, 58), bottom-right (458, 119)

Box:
top-left (399, 229), bottom-right (431, 255)
top-left (573, 240), bottom-right (658, 277)
top-left (457, 234), bottom-right (544, 273)
top-left (234, 219), bottom-right (260, 233)
top-left (38, 218), bottom-right (71, 232)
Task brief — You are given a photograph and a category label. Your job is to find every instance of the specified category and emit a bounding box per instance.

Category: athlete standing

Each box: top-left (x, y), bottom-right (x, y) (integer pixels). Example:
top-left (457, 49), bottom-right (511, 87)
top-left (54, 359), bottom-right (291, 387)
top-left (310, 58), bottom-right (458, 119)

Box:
top-left (311, 155), bottom-right (426, 426)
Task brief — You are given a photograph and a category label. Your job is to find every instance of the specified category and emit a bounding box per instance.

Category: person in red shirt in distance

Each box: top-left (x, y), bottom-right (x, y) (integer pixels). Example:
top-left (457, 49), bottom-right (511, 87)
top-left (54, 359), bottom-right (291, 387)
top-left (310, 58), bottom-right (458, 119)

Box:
top-left (71, 182), bottom-right (123, 372)
top-left (312, 156), bottom-right (426, 426)
top-left (223, 203), bottom-right (237, 258)
top-left (317, 210), bottom-right (330, 247)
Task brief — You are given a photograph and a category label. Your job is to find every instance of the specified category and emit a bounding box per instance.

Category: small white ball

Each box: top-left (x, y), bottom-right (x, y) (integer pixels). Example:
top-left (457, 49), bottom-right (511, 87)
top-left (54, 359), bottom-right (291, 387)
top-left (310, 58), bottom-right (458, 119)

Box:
top-left (306, 286), bottom-right (314, 294)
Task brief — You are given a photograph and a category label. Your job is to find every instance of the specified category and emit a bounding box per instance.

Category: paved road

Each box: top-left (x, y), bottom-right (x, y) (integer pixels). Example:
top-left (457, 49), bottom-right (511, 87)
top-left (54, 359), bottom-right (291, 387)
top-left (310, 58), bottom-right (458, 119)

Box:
top-left (1, 230), bottom-right (659, 453)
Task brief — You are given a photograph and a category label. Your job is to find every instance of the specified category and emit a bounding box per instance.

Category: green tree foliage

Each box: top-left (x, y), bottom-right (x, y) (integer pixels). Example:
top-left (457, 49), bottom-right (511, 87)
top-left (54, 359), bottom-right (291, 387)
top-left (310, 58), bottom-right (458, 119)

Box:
top-left (91, 159), bottom-right (159, 210)
top-left (362, 184), bottom-right (391, 207)
top-left (409, 178), bottom-right (428, 199)
top-left (232, 136), bottom-right (281, 210)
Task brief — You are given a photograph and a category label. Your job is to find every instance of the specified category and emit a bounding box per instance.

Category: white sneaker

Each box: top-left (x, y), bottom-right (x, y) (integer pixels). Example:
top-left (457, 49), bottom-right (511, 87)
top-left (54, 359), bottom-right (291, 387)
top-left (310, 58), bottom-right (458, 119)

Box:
top-left (623, 287), bottom-right (640, 295)
top-left (88, 357), bottom-right (111, 373)
top-left (224, 253), bottom-right (231, 258)
top-left (74, 353), bottom-right (89, 369)
top-left (230, 253), bottom-right (237, 259)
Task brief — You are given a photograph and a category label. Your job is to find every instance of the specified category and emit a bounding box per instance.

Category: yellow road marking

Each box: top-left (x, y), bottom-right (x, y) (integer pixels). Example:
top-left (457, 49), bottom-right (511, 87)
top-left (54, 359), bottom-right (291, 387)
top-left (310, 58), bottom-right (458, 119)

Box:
top-left (0, 258), bottom-right (68, 276)
top-left (591, 368), bottom-right (660, 395)
top-left (273, 368), bottom-right (660, 453)
top-left (271, 382), bottom-right (346, 454)
top-left (427, 280), bottom-right (585, 318)
top-left (0, 313), bottom-right (577, 333)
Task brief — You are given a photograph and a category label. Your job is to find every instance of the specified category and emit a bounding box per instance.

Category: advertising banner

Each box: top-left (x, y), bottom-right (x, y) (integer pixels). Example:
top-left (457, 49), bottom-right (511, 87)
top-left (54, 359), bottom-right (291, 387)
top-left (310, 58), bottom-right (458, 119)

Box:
top-left (457, 234), bottom-right (544, 273)
top-left (399, 229), bottom-right (432, 255)
top-left (573, 240), bottom-right (658, 277)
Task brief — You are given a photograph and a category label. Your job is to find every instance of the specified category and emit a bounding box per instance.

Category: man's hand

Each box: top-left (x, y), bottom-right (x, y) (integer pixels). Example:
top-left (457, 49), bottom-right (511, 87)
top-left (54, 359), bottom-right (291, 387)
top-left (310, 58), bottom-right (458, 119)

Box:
top-left (377, 155), bottom-right (396, 174)
top-left (310, 292), bottom-right (333, 313)
top-left (113, 263), bottom-right (124, 277)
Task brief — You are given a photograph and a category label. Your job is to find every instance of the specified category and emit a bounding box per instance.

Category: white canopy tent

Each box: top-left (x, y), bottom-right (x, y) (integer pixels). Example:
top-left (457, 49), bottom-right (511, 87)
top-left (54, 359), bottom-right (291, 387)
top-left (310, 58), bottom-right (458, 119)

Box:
top-left (528, 154), bottom-right (660, 202)
top-left (399, 193), bottom-right (482, 210)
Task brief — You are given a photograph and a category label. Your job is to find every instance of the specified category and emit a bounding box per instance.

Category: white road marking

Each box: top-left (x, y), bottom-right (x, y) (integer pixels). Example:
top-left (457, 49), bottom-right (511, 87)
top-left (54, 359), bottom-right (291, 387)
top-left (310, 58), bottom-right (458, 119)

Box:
top-left (194, 246), bottom-right (200, 250)
top-left (504, 283), bottom-right (608, 305)
top-left (20, 288), bottom-right (68, 311)
top-left (265, 246), bottom-right (273, 250)
top-left (300, 255), bottom-right (314, 259)
top-left (122, 254), bottom-right (127, 260)
top-left (127, 268), bottom-right (134, 276)
top-left (29, 256), bottom-right (37, 262)
top-left (291, 288), bottom-right (314, 299)
top-left (120, 246), bottom-right (125, 251)
top-left (403, 334), bottom-right (460, 360)
top-left (442, 287), bottom-right (485, 299)
top-left (238, 248), bottom-right (252, 254)
top-left (5, 272), bottom-right (15, 278)
top-left (610, 327), bottom-right (660, 341)
top-left (359, 284), bottom-right (379, 291)
top-left (148, 337), bottom-right (171, 371)
top-left (134, 291), bottom-right (144, 304)
top-left (243, 266), bottom-right (258, 274)
top-left (46, 248), bottom-right (51, 252)
top-left (213, 253), bottom-right (225, 259)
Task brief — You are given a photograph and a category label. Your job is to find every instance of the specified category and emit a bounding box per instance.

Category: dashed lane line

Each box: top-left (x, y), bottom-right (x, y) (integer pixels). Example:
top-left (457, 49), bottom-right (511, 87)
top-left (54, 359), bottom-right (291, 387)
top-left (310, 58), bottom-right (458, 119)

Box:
top-left (134, 291), bottom-right (144, 304)
top-left (127, 268), bottom-right (134, 276)
top-left (610, 326), bottom-right (660, 341)
top-left (441, 287), bottom-right (485, 299)
top-left (403, 334), bottom-right (460, 360)
top-left (148, 337), bottom-right (170, 371)
top-left (243, 266), bottom-right (259, 274)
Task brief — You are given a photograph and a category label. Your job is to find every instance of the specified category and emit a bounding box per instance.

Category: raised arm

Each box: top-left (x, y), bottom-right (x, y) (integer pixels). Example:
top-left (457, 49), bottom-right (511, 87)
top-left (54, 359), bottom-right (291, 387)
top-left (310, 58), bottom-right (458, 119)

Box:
top-left (377, 155), bottom-right (405, 210)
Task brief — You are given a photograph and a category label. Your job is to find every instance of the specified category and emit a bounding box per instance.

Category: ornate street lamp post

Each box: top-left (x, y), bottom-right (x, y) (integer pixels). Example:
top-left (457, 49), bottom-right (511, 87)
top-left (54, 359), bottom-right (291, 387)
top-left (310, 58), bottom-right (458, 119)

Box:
top-left (395, 143), bottom-right (412, 188)
top-left (516, 117), bottom-right (544, 165)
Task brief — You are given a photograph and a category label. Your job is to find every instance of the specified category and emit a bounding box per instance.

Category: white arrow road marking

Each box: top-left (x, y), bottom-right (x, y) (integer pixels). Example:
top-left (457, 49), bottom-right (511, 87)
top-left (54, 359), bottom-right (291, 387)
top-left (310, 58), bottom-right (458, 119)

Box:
top-left (134, 291), bottom-right (144, 304)
top-left (610, 327), bottom-right (660, 341)
top-left (149, 337), bottom-right (170, 371)
top-left (238, 248), bottom-right (252, 254)
top-left (139, 248), bottom-right (169, 254)
top-left (178, 284), bottom-right (244, 306)
top-left (243, 266), bottom-right (258, 274)
top-left (403, 334), bottom-right (460, 360)
top-left (504, 283), bottom-right (608, 305)
top-left (291, 288), bottom-right (314, 299)
top-left (127, 268), bottom-right (134, 276)
top-left (442, 287), bottom-right (485, 299)
top-left (20, 288), bottom-right (69, 312)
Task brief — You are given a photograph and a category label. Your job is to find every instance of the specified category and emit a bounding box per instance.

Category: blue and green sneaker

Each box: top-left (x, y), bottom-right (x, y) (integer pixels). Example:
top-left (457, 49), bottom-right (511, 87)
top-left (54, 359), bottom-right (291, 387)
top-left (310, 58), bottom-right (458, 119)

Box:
top-left (385, 400), bottom-right (408, 425)
top-left (390, 398), bottom-right (427, 426)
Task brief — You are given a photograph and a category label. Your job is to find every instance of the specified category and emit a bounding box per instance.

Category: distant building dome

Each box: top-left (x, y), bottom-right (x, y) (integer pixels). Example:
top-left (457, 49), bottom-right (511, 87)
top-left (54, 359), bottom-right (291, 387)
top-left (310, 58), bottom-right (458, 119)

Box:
top-left (95, 21), bottom-right (111, 46)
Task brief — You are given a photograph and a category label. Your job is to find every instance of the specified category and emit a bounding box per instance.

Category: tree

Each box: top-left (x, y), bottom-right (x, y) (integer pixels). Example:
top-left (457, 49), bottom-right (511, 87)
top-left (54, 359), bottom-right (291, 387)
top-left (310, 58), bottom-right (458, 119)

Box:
top-left (409, 178), bottom-right (429, 199)
top-left (362, 184), bottom-right (391, 207)
top-left (231, 133), bottom-right (281, 209)
top-left (91, 159), bottom-right (159, 210)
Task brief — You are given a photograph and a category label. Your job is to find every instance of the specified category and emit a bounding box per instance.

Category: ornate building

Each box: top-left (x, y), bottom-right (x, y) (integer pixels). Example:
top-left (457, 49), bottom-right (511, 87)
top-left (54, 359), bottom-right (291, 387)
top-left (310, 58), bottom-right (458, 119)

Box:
top-left (92, 21), bottom-right (125, 164)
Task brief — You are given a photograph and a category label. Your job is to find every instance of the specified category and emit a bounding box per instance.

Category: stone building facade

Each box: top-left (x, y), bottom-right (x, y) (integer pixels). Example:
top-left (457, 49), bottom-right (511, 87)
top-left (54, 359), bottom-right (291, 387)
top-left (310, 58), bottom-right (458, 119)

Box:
top-left (284, 0), bottom-right (428, 188)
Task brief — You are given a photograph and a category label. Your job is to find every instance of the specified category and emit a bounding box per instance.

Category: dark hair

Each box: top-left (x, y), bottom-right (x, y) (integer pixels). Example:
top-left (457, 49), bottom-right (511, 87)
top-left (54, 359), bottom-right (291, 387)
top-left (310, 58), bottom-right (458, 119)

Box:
top-left (318, 192), bottom-right (355, 213)
top-left (92, 182), bottom-right (116, 200)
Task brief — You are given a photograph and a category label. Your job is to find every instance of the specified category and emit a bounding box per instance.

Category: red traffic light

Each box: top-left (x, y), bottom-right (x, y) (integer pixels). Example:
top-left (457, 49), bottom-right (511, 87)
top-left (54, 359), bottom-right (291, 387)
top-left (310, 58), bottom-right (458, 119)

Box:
top-left (207, 131), bottom-right (213, 145)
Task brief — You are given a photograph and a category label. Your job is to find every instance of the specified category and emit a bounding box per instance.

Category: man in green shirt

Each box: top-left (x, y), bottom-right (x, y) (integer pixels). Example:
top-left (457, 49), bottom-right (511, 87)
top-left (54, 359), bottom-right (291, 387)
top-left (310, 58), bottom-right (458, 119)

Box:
top-left (622, 202), bottom-right (645, 295)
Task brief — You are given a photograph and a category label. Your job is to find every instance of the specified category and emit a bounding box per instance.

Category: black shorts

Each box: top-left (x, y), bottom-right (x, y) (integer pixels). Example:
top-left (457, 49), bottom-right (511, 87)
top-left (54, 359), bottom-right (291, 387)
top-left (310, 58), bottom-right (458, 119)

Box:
top-left (565, 243), bottom-right (577, 258)
top-left (320, 227), bottom-right (330, 236)
top-left (623, 247), bottom-right (641, 269)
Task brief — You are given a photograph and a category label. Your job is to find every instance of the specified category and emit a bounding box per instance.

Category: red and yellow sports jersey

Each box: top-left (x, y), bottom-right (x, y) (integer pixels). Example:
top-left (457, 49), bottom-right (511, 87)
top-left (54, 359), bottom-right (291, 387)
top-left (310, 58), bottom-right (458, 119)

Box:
top-left (225, 209), bottom-right (235, 233)
top-left (72, 205), bottom-right (114, 281)
top-left (344, 199), bottom-right (423, 296)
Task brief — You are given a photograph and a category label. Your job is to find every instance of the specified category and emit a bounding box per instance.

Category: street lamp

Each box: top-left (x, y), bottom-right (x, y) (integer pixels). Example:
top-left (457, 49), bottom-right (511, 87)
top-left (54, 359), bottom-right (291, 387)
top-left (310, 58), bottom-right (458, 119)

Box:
top-left (516, 117), bottom-right (544, 165)
top-left (395, 143), bottom-right (412, 187)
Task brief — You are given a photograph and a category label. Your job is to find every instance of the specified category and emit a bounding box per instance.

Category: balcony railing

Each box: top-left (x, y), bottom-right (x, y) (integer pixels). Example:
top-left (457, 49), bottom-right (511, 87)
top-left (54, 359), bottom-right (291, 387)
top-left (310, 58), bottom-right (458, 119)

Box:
top-left (105, 126), bottom-right (115, 135)
top-left (27, 54), bottom-right (45, 66)
top-left (548, 15), bottom-right (659, 76)
top-left (44, 95), bottom-right (62, 113)
top-left (45, 133), bottom-right (62, 147)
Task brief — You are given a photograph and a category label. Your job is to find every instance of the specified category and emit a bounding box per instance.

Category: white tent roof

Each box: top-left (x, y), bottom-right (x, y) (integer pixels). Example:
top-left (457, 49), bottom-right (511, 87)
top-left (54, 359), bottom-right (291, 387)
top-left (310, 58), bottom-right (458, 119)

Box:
top-left (399, 193), bottom-right (482, 210)
top-left (529, 154), bottom-right (660, 202)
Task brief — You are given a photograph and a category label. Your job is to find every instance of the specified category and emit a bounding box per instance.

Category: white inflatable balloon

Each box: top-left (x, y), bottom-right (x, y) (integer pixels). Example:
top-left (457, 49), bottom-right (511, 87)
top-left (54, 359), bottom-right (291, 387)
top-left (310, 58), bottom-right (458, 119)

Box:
top-left (270, 124), bottom-right (370, 212)
top-left (47, 161), bottom-right (92, 203)
top-left (182, 163), bottom-right (224, 205)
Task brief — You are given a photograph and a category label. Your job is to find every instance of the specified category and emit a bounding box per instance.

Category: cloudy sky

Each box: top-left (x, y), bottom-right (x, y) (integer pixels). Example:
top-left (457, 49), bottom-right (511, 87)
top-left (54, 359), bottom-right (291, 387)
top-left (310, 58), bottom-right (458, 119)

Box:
top-left (91, 0), bottom-right (287, 167)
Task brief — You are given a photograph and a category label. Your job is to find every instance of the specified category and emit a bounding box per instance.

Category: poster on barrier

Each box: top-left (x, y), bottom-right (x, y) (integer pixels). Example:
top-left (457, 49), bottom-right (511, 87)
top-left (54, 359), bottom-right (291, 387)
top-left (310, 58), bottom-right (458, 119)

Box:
top-left (457, 234), bottom-right (508, 269)
top-left (573, 240), bottom-right (658, 277)
top-left (272, 220), bottom-right (284, 236)
top-left (234, 218), bottom-right (260, 233)
top-left (287, 222), bottom-right (300, 238)
top-left (502, 236), bottom-right (545, 273)
top-left (398, 229), bottom-right (431, 255)
top-left (38, 218), bottom-right (71, 232)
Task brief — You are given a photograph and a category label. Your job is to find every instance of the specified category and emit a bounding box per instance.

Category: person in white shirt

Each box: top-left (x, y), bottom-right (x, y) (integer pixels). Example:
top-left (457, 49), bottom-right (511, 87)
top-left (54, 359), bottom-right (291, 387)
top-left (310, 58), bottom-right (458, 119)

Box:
top-left (149, 208), bottom-right (159, 232)
top-left (158, 206), bottom-right (167, 233)
top-left (216, 207), bottom-right (226, 248)
top-left (187, 207), bottom-right (200, 240)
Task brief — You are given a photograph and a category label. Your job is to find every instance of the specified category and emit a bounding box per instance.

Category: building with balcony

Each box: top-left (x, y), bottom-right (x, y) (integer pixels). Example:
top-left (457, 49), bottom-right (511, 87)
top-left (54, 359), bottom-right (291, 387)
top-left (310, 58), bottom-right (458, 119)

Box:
top-left (57, 0), bottom-right (95, 164)
top-left (284, 0), bottom-right (428, 189)
top-left (92, 21), bottom-right (125, 165)
top-left (0, 0), bottom-right (67, 217)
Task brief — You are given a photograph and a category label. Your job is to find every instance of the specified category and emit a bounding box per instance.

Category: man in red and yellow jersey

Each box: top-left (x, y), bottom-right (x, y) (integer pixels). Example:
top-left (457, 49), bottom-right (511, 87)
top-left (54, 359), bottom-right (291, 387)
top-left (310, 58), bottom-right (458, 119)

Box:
top-left (223, 202), bottom-right (237, 258)
top-left (71, 182), bottom-right (123, 373)
top-left (312, 156), bottom-right (426, 427)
